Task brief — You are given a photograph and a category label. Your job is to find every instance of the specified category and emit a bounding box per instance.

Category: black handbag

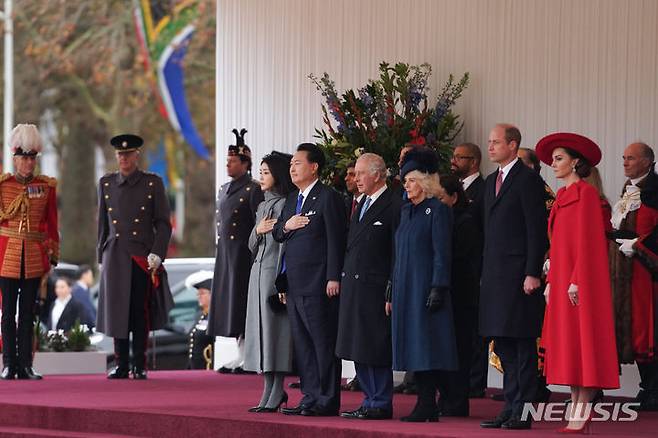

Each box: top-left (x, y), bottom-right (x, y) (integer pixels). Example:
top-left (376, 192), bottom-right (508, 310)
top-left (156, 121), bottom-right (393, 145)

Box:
top-left (267, 293), bottom-right (286, 314)
top-left (268, 271), bottom-right (288, 313)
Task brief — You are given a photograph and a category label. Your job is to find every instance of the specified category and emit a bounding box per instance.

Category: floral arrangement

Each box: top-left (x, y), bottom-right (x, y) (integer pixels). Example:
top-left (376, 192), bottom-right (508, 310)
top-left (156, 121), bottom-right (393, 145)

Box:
top-left (39, 320), bottom-right (92, 352)
top-left (309, 62), bottom-right (469, 182)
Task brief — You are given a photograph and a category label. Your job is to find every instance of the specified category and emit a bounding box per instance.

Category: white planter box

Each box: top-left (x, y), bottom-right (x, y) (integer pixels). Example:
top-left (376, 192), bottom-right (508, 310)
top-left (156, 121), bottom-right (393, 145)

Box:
top-left (1, 351), bottom-right (107, 375)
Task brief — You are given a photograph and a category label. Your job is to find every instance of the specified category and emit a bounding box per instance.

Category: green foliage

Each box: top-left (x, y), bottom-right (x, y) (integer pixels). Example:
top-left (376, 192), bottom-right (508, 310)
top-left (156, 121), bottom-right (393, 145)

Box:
top-left (41, 320), bottom-right (92, 352)
top-left (309, 62), bottom-right (469, 183)
top-left (67, 320), bottom-right (92, 352)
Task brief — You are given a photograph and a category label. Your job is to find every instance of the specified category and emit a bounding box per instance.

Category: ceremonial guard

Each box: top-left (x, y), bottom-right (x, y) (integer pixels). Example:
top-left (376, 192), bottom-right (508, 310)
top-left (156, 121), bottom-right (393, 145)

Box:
top-left (207, 129), bottom-right (263, 372)
top-left (185, 270), bottom-right (215, 370)
top-left (97, 134), bottom-right (172, 380)
top-left (0, 124), bottom-right (59, 380)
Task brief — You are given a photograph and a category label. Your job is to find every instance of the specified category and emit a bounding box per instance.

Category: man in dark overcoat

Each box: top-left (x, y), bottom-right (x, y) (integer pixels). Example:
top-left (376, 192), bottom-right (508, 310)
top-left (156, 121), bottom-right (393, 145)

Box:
top-left (273, 143), bottom-right (346, 416)
top-left (336, 153), bottom-right (401, 420)
top-left (97, 134), bottom-right (172, 380)
top-left (207, 129), bottom-right (263, 372)
top-left (478, 124), bottom-right (548, 430)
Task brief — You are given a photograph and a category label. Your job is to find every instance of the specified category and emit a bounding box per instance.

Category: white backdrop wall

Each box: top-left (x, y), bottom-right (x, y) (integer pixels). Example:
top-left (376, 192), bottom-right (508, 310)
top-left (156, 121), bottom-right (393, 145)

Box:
top-left (215, 0), bottom-right (658, 198)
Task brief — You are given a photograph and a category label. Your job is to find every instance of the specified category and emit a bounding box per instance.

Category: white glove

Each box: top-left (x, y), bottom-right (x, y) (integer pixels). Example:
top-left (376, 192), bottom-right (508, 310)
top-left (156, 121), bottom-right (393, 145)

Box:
top-left (542, 259), bottom-right (550, 276)
top-left (147, 253), bottom-right (162, 270)
top-left (544, 283), bottom-right (550, 305)
top-left (615, 238), bottom-right (637, 257)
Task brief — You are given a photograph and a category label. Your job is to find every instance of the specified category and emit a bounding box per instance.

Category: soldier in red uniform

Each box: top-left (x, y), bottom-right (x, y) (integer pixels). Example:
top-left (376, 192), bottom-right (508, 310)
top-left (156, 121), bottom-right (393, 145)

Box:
top-left (0, 124), bottom-right (59, 380)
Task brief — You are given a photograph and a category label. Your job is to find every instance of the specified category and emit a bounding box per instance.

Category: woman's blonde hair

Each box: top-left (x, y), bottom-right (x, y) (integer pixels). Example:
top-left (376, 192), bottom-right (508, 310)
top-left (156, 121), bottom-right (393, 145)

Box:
top-left (405, 170), bottom-right (442, 198)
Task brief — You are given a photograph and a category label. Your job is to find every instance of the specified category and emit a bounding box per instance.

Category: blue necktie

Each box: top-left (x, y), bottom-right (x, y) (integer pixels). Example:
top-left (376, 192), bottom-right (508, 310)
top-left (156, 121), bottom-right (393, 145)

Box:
top-left (359, 196), bottom-right (372, 221)
top-left (281, 193), bottom-right (304, 274)
top-left (296, 193), bottom-right (304, 214)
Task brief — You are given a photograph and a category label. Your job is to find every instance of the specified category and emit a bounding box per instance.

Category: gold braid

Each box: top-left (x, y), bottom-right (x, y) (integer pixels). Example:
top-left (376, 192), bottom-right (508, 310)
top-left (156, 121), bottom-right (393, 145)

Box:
top-left (0, 190), bottom-right (30, 231)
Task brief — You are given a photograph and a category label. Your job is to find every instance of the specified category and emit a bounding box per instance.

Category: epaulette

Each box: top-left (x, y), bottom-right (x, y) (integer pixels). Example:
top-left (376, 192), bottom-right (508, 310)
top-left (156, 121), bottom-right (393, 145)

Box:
top-left (37, 175), bottom-right (57, 187)
top-left (0, 173), bottom-right (11, 184)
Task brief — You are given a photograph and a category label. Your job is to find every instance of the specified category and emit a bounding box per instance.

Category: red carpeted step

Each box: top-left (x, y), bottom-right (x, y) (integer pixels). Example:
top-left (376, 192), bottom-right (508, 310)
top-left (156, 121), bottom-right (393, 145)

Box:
top-left (0, 371), bottom-right (653, 438)
top-left (0, 426), bottom-right (140, 438)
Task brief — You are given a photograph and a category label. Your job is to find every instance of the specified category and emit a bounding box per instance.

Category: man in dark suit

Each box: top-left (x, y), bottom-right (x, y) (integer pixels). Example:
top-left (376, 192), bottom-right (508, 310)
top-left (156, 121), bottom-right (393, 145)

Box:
top-left (336, 153), bottom-right (401, 420)
top-left (344, 162), bottom-right (364, 221)
top-left (450, 142), bottom-right (488, 398)
top-left (71, 265), bottom-right (96, 328)
top-left (48, 278), bottom-right (87, 331)
top-left (451, 142), bottom-right (484, 204)
top-left (479, 124), bottom-right (548, 430)
top-left (273, 143), bottom-right (346, 416)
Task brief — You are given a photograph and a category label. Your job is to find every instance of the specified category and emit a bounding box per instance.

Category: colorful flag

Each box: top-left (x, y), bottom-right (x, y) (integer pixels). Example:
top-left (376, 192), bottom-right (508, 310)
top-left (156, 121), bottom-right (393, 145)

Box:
top-left (134, 0), bottom-right (210, 160)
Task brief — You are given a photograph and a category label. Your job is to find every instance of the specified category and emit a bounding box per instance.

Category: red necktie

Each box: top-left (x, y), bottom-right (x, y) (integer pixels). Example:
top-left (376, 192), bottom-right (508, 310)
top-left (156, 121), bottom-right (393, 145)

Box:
top-left (350, 198), bottom-right (358, 219)
top-left (495, 170), bottom-right (504, 196)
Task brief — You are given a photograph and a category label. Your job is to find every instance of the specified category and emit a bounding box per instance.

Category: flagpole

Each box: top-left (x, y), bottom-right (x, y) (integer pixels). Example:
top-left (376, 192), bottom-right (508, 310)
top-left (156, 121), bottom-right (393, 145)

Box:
top-left (1, 0), bottom-right (13, 173)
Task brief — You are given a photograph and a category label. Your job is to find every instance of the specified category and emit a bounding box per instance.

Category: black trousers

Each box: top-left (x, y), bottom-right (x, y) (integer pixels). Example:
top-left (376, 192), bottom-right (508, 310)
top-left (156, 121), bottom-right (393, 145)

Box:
top-left (287, 294), bottom-right (341, 412)
top-left (638, 361), bottom-right (658, 393)
top-left (438, 305), bottom-right (475, 413)
top-left (114, 262), bottom-right (149, 370)
top-left (0, 276), bottom-right (41, 368)
top-left (494, 337), bottom-right (538, 416)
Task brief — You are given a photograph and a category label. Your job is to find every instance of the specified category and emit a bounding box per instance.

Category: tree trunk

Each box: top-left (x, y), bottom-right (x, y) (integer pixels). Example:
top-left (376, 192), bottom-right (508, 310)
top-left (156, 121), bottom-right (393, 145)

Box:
top-left (59, 119), bottom-right (98, 265)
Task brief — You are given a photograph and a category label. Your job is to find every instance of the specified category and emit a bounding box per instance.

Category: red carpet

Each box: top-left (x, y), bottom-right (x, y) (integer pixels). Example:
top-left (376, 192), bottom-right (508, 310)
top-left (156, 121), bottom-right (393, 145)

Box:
top-left (0, 371), bottom-right (654, 437)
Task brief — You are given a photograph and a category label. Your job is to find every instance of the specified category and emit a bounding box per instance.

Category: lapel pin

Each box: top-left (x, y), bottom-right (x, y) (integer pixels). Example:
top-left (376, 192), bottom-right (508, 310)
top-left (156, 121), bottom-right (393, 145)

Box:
top-left (425, 208), bottom-right (431, 215)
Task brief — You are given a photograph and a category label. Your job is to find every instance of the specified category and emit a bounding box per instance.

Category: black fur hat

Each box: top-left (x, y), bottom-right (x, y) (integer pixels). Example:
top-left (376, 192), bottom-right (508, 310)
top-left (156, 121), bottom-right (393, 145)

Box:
top-left (228, 128), bottom-right (251, 159)
top-left (400, 147), bottom-right (439, 178)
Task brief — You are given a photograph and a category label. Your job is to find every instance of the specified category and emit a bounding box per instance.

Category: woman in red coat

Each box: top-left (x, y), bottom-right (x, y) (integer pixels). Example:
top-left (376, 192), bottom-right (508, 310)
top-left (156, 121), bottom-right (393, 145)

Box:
top-left (537, 133), bottom-right (619, 433)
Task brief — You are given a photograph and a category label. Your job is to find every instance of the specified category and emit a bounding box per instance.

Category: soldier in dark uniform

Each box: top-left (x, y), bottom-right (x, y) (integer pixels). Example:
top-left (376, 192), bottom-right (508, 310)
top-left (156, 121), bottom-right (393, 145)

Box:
top-left (185, 270), bottom-right (214, 370)
top-left (207, 129), bottom-right (264, 373)
top-left (97, 134), bottom-right (172, 380)
top-left (0, 124), bottom-right (59, 380)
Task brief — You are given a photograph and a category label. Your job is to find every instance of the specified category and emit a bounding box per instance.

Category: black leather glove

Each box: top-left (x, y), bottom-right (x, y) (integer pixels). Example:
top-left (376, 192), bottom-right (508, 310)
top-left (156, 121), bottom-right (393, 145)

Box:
top-left (385, 280), bottom-right (392, 303)
top-left (426, 287), bottom-right (447, 312)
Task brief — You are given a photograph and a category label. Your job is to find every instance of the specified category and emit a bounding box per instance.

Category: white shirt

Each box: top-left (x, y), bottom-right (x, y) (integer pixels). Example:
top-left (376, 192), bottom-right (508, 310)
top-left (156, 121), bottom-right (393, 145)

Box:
top-left (461, 172), bottom-right (481, 190)
top-left (498, 158), bottom-right (519, 183)
top-left (298, 179), bottom-right (319, 209)
top-left (364, 184), bottom-right (387, 206)
top-left (51, 295), bottom-right (72, 330)
top-left (630, 172), bottom-right (650, 186)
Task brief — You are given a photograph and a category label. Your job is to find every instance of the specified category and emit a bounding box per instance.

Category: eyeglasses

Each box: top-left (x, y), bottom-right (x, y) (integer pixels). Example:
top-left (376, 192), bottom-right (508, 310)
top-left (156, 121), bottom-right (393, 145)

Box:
top-left (451, 155), bottom-right (474, 161)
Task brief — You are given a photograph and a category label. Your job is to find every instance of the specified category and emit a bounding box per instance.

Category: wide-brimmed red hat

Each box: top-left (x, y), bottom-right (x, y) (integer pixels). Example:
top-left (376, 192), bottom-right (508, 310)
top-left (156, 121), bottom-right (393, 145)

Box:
top-left (536, 132), bottom-right (601, 166)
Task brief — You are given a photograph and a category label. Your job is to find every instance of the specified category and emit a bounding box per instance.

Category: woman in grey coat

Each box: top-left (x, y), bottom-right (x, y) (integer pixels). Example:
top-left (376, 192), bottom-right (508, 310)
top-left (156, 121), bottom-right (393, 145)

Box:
top-left (244, 152), bottom-right (295, 412)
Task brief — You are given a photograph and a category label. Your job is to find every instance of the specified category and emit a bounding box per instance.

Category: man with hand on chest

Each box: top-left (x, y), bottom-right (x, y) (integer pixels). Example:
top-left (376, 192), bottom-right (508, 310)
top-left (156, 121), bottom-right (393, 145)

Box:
top-left (273, 143), bottom-right (346, 417)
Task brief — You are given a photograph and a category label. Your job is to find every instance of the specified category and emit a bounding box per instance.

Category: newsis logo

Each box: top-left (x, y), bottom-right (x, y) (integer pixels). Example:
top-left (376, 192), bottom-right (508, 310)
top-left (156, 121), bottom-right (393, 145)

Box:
top-left (521, 402), bottom-right (640, 422)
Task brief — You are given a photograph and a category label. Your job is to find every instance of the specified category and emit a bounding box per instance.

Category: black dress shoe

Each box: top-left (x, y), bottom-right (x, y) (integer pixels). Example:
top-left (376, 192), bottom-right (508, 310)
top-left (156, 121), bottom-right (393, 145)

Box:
top-left (232, 366), bottom-right (246, 374)
top-left (340, 407), bottom-right (367, 419)
top-left (360, 408), bottom-right (393, 420)
top-left (490, 393), bottom-right (505, 401)
top-left (217, 366), bottom-right (232, 374)
top-left (341, 378), bottom-right (361, 391)
top-left (480, 412), bottom-right (512, 428)
top-left (107, 366), bottom-right (130, 379)
top-left (16, 367), bottom-right (42, 380)
top-left (281, 404), bottom-right (306, 415)
top-left (468, 388), bottom-right (486, 398)
top-left (301, 406), bottom-right (339, 417)
top-left (0, 367), bottom-right (16, 380)
top-left (248, 406), bottom-right (265, 413)
top-left (400, 406), bottom-right (439, 422)
top-left (132, 368), bottom-right (147, 380)
top-left (288, 380), bottom-right (301, 389)
top-left (440, 406), bottom-right (469, 417)
top-left (501, 416), bottom-right (531, 430)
